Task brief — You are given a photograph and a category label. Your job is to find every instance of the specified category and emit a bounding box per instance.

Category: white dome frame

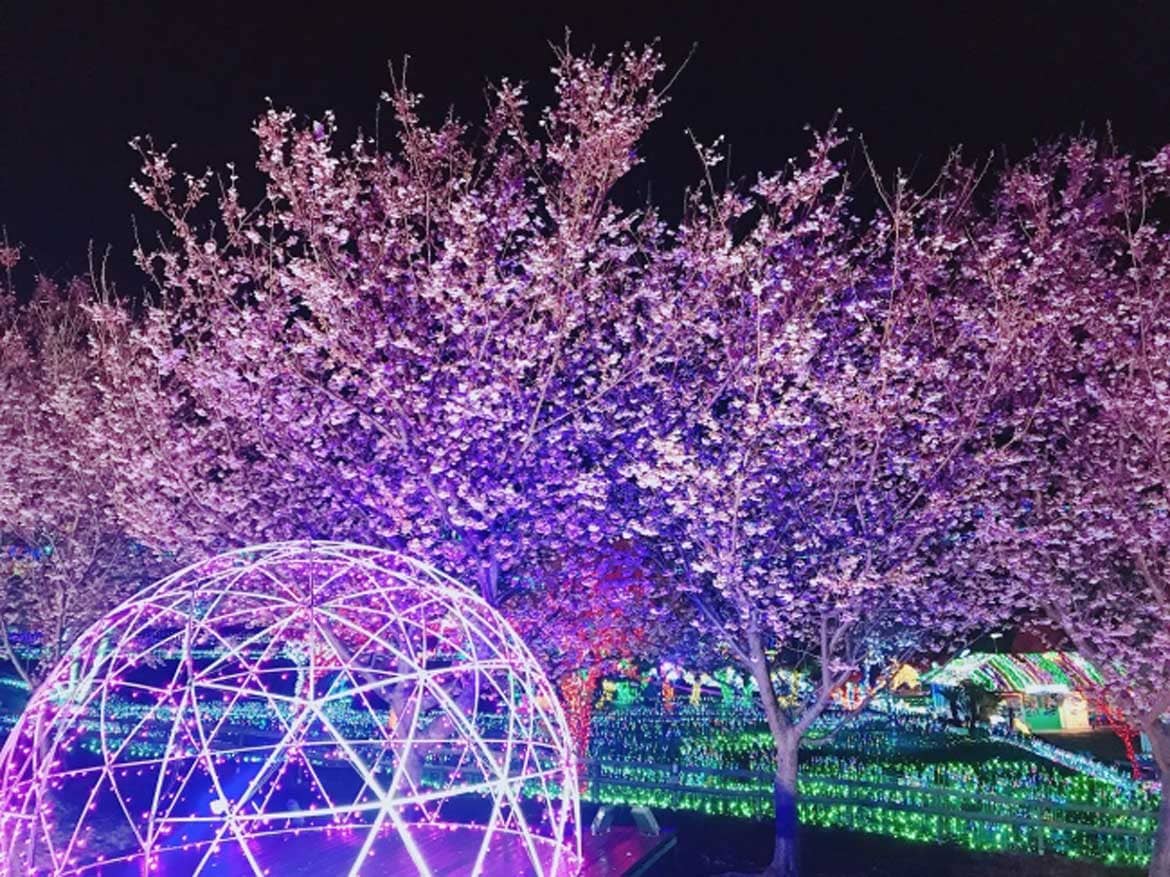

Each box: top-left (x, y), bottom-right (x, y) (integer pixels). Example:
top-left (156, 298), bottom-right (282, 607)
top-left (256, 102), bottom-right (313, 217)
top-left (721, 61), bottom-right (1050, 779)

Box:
top-left (0, 541), bottom-right (581, 876)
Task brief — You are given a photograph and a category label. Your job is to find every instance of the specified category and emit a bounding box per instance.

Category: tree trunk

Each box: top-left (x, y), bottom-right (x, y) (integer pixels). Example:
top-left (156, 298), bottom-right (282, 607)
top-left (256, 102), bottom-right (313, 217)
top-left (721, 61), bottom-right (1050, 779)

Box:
top-left (1153, 793), bottom-right (1170, 877)
top-left (1148, 720), bottom-right (1170, 877)
top-left (477, 550), bottom-right (500, 606)
top-left (744, 629), bottom-right (801, 877)
top-left (765, 730), bottom-right (800, 877)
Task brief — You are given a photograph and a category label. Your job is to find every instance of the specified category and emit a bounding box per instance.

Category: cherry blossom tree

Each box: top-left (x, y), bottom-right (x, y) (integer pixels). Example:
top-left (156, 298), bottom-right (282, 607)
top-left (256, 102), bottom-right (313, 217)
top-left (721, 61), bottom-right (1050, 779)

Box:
top-left (91, 44), bottom-right (681, 608)
top-left (621, 134), bottom-right (1013, 876)
top-left (505, 546), bottom-right (690, 759)
top-left (14, 37), bottom-right (1163, 875)
top-left (73, 47), bottom-right (695, 804)
top-left (0, 265), bottom-right (167, 688)
top-left (977, 139), bottom-right (1170, 876)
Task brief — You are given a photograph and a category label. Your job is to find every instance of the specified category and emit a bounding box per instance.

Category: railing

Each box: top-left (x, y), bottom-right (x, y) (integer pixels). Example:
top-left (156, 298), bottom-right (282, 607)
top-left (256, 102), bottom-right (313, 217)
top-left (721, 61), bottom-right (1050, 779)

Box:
top-left (580, 758), bottom-right (1156, 867)
top-left (997, 731), bottom-right (1159, 793)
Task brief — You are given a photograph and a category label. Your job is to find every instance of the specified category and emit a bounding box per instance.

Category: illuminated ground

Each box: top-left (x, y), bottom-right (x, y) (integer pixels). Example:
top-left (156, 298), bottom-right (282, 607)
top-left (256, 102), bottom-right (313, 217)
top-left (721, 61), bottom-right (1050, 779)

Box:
top-left (0, 671), bottom-right (1157, 872)
top-left (584, 710), bottom-right (1157, 868)
top-left (50, 825), bottom-right (567, 877)
top-left (639, 809), bottom-right (1144, 877)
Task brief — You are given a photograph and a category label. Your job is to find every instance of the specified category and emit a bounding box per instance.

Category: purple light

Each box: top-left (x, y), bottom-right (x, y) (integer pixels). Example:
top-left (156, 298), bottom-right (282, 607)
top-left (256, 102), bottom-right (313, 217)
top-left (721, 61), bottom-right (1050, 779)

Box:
top-left (0, 541), bottom-right (581, 876)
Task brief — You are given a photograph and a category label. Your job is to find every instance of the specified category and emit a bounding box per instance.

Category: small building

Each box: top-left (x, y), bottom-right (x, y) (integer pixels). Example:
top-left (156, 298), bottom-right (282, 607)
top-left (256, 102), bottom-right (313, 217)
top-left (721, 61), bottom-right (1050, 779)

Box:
top-left (922, 651), bottom-right (1104, 733)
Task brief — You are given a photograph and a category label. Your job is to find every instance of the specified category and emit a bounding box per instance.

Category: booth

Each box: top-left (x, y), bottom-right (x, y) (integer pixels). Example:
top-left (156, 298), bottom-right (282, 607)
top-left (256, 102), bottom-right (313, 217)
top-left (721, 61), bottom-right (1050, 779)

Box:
top-left (923, 651), bottom-right (1103, 733)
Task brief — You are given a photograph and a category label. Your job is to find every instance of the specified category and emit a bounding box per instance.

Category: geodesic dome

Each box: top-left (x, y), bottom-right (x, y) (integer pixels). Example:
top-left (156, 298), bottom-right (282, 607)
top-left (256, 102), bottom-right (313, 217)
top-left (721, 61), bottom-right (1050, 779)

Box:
top-left (0, 541), bottom-right (581, 876)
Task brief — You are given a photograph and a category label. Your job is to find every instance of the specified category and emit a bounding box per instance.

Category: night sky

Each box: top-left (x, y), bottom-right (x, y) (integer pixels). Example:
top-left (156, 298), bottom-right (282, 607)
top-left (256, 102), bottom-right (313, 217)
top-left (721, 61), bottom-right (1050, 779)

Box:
top-left (4, 1), bottom-right (1170, 288)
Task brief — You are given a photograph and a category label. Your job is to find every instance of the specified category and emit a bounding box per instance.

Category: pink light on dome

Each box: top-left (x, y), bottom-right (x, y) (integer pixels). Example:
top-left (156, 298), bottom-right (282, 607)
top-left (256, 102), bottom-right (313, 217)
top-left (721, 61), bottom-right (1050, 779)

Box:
top-left (0, 541), bottom-right (580, 876)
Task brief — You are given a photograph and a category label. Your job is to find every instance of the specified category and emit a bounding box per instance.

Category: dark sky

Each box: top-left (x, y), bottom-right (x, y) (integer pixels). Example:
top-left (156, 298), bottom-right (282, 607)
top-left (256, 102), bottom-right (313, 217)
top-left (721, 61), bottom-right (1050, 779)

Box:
top-left (4, 1), bottom-right (1170, 289)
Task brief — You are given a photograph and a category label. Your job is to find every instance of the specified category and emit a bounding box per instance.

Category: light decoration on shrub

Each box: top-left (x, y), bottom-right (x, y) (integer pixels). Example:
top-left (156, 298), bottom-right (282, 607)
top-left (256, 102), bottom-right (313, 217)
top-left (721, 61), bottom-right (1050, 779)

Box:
top-left (581, 708), bottom-right (1157, 866)
top-left (0, 541), bottom-right (580, 876)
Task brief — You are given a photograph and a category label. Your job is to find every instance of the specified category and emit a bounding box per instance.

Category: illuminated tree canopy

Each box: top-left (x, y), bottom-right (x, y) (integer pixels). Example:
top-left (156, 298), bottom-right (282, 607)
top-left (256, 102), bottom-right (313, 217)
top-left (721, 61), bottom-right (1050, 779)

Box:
top-left (3, 36), bottom-right (1170, 877)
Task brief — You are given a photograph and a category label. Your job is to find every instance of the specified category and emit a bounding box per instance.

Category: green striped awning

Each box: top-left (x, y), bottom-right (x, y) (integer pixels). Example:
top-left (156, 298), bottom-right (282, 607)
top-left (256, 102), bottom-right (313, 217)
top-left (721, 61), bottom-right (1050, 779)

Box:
top-left (921, 651), bottom-right (1104, 692)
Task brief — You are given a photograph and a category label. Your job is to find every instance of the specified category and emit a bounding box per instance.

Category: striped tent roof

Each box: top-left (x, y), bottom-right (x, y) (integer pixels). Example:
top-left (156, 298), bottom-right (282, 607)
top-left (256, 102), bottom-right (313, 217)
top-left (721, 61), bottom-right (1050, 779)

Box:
top-left (921, 651), bottom-right (1104, 692)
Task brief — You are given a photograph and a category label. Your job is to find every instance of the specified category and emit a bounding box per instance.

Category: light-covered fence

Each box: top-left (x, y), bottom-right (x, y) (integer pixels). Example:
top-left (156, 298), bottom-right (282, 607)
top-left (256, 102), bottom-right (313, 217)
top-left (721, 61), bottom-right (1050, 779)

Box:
top-left (582, 758), bottom-right (1156, 868)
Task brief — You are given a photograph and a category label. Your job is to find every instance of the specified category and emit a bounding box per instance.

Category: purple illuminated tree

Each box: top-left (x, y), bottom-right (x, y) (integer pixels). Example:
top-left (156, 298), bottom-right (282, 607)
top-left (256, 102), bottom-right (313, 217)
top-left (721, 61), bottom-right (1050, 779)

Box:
top-left (622, 134), bottom-right (1012, 876)
top-left (0, 264), bottom-right (166, 687)
top-left (90, 44), bottom-right (680, 606)
top-left (19, 38), bottom-right (1163, 874)
top-left (505, 546), bottom-right (690, 759)
top-left (977, 140), bottom-right (1170, 876)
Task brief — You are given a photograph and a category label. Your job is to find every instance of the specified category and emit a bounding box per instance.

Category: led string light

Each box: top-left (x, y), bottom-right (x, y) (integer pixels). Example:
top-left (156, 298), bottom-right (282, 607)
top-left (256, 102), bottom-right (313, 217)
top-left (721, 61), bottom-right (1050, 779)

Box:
top-left (0, 541), bottom-right (581, 877)
top-left (1, 576), bottom-right (1160, 872)
top-left (581, 707), bottom-right (1157, 867)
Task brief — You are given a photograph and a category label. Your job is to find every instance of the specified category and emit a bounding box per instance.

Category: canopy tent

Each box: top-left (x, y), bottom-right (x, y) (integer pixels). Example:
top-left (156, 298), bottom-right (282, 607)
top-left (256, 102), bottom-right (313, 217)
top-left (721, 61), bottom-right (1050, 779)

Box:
top-left (922, 651), bottom-right (1104, 693)
top-left (923, 651), bottom-right (1105, 733)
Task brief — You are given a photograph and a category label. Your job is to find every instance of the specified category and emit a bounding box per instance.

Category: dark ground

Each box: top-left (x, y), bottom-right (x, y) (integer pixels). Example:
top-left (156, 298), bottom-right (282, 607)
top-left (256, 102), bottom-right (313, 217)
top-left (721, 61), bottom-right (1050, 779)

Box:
top-left (582, 805), bottom-right (1144, 877)
top-left (1038, 732), bottom-right (1131, 764)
